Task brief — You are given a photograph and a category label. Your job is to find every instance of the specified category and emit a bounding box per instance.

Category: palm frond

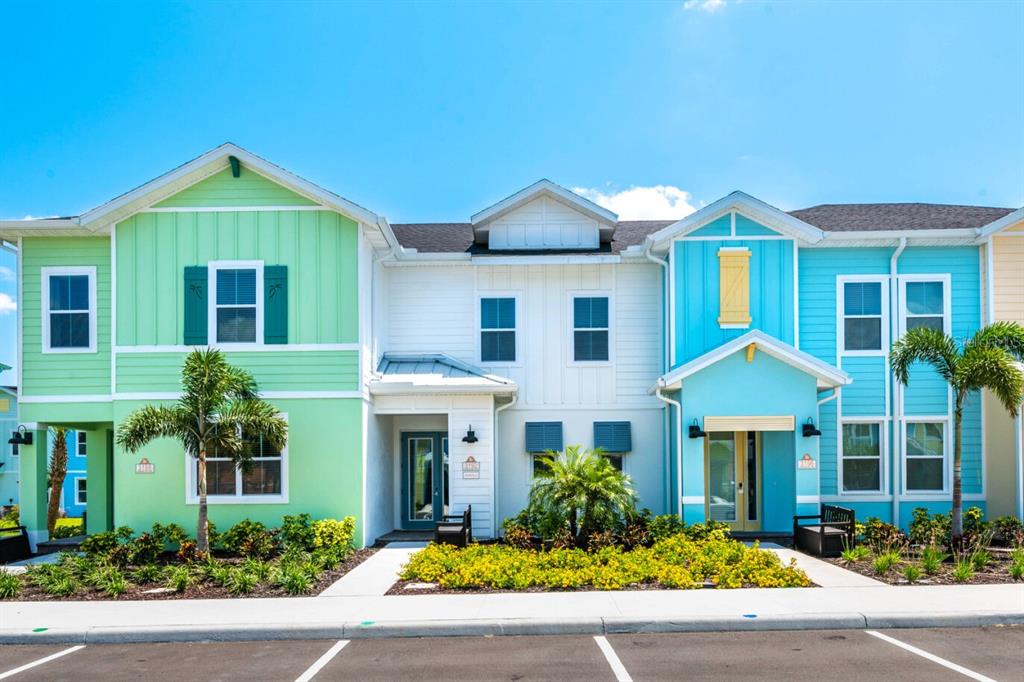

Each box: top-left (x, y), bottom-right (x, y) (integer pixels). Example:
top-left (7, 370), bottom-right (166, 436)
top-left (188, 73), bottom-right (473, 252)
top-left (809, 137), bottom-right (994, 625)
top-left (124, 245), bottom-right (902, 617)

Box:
top-left (956, 345), bottom-right (1024, 417)
top-left (963, 321), bottom-right (1024, 361)
top-left (889, 327), bottom-right (959, 385)
top-left (116, 405), bottom-right (191, 453)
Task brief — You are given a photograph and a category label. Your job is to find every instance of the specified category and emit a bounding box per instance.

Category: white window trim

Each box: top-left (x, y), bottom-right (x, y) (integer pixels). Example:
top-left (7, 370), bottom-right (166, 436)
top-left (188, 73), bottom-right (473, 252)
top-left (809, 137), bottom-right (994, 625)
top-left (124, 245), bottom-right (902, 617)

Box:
top-left (897, 274), bottom-right (952, 337)
top-left (208, 260), bottom-right (265, 349)
top-left (836, 275), bottom-right (889, 357)
top-left (902, 416), bottom-right (949, 496)
top-left (475, 292), bottom-right (523, 368)
top-left (185, 413), bottom-right (289, 505)
top-left (76, 432), bottom-right (87, 458)
top-left (567, 291), bottom-right (615, 366)
top-left (74, 476), bottom-right (87, 505)
top-left (41, 266), bottom-right (98, 354)
top-left (838, 418), bottom-right (888, 495)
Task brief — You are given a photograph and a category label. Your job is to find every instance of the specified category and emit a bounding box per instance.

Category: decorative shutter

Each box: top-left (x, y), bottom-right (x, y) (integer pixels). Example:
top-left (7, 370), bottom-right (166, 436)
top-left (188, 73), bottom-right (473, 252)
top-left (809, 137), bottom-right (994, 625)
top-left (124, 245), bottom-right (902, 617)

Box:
top-left (717, 248), bottom-right (752, 326)
top-left (525, 422), bottom-right (563, 453)
top-left (594, 421), bottom-right (632, 453)
top-left (264, 265), bottom-right (288, 345)
top-left (183, 266), bottom-right (208, 345)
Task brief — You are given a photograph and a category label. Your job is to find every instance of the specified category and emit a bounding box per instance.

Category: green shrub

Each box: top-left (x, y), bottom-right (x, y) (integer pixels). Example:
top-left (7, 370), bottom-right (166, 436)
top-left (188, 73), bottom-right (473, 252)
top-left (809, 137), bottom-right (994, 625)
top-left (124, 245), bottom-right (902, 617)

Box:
top-left (96, 567), bottom-right (128, 597)
top-left (208, 564), bottom-right (235, 587)
top-left (50, 521), bottom-right (84, 539)
top-left (80, 526), bottom-right (134, 559)
top-left (619, 509), bottom-right (653, 549)
top-left (952, 560), bottom-right (974, 583)
top-left (970, 549), bottom-right (992, 570)
top-left (242, 558), bottom-right (272, 582)
top-left (133, 564), bottom-right (162, 584)
top-left (311, 517), bottom-right (356, 551)
top-left (276, 565), bottom-right (313, 595)
top-left (29, 565), bottom-right (79, 597)
top-left (176, 540), bottom-right (205, 563)
top-left (902, 564), bottom-right (922, 583)
top-left (648, 514), bottom-right (685, 543)
top-left (229, 570), bottom-right (258, 595)
top-left (840, 545), bottom-right (870, 564)
top-left (1, 505), bottom-right (20, 526)
top-left (311, 546), bottom-right (346, 571)
top-left (920, 546), bottom-right (948, 575)
top-left (279, 513), bottom-right (315, 551)
top-left (222, 520), bottom-right (276, 559)
top-left (0, 572), bottom-right (21, 599)
top-left (128, 533), bottom-right (164, 565)
top-left (872, 550), bottom-right (901, 575)
top-left (683, 520), bottom-right (730, 541)
top-left (861, 518), bottom-right (907, 551)
top-left (1009, 559), bottom-right (1024, 581)
top-left (994, 516), bottom-right (1024, 547)
top-left (502, 523), bottom-right (534, 550)
top-left (909, 507), bottom-right (949, 546)
top-left (150, 523), bottom-right (188, 551)
top-left (164, 565), bottom-right (192, 593)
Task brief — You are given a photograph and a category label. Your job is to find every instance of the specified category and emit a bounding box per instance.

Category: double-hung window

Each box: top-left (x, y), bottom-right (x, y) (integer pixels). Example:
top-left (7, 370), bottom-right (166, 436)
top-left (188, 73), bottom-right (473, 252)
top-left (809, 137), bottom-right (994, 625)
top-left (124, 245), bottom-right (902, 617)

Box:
top-left (841, 280), bottom-right (885, 353)
top-left (42, 266), bottom-right (96, 353)
top-left (905, 421), bottom-right (946, 492)
top-left (841, 422), bottom-right (883, 493)
top-left (210, 262), bottom-right (263, 345)
top-left (75, 478), bottom-right (87, 505)
top-left (190, 426), bottom-right (287, 502)
top-left (77, 432), bottom-right (87, 457)
top-left (480, 297), bottom-right (516, 363)
top-left (573, 296), bottom-right (610, 362)
top-left (903, 280), bottom-right (946, 333)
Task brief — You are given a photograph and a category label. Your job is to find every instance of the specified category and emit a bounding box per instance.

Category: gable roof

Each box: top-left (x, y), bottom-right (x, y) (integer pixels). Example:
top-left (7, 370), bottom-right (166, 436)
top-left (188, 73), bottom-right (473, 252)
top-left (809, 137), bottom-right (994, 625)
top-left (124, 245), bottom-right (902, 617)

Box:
top-left (371, 353), bottom-right (516, 395)
top-left (977, 206), bottom-right (1024, 239)
top-left (656, 330), bottom-right (851, 391)
top-left (470, 179), bottom-right (618, 227)
top-left (791, 203), bottom-right (1016, 232)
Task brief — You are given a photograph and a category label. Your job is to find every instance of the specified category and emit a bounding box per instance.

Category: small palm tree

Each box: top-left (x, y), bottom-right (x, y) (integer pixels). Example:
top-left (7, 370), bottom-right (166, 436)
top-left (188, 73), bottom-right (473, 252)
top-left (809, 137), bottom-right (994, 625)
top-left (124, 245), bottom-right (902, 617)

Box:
top-left (116, 349), bottom-right (287, 552)
top-left (529, 445), bottom-right (637, 545)
top-left (890, 321), bottom-right (1024, 542)
top-left (46, 428), bottom-right (68, 536)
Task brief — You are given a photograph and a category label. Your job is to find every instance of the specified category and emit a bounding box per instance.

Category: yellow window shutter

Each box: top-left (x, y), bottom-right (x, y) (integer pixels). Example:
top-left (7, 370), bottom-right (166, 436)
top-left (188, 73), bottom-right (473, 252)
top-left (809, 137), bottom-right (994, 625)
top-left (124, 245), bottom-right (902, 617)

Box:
top-left (718, 248), bottom-right (752, 326)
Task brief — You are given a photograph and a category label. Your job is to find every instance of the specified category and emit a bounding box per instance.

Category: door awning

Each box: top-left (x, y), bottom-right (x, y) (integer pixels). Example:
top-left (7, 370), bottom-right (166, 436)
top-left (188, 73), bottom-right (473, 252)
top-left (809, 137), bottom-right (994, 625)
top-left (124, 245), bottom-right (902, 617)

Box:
top-left (370, 353), bottom-right (517, 396)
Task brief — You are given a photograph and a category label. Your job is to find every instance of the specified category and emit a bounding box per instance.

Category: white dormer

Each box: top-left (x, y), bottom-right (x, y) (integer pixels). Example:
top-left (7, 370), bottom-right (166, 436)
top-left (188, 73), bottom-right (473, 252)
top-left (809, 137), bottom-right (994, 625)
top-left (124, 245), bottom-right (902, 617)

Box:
top-left (471, 179), bottom-right (618, 250)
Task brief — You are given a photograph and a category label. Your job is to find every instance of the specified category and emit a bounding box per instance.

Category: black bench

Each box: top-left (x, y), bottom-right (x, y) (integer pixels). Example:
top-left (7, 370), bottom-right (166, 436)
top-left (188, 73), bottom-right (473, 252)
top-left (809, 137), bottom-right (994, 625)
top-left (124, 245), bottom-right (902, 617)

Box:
top-left (435, 506), bottom-right (472, 547)
top-left (793, 504), bottom-right (855, 557)
top-left (0, 525), bottom-right (32, 564)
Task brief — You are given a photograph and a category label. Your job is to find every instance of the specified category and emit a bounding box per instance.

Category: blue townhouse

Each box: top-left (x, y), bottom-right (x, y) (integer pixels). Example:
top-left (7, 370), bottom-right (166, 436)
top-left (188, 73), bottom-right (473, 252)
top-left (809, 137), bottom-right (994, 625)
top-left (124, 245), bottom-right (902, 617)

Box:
top-left (646, 193), bottom-right (988, 531)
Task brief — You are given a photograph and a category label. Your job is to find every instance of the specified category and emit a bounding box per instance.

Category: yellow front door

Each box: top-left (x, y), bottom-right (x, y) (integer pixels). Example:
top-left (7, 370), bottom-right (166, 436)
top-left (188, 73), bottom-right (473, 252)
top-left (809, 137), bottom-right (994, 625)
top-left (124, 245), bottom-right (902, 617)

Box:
top-left (705, 431), bottom-right (761, 531)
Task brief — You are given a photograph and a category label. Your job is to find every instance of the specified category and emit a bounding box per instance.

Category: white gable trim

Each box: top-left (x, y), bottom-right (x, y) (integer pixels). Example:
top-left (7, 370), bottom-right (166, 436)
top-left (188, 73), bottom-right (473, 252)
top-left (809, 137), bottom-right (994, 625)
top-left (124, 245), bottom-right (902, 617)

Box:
top-left (977, 206), bottom-right (1024, 240)
top-left (471, 179), bottom-right (617, 228)
top-left (655, 329), bottom-right (851, 391)
top-left (645, 191), bottom-right (825, 250)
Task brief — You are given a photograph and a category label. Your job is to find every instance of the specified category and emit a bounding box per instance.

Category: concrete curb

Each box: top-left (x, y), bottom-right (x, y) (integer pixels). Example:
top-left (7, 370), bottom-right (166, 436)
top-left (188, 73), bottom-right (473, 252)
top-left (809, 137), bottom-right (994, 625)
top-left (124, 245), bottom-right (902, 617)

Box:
top-left (2, 611), bottom-right (1022, 644)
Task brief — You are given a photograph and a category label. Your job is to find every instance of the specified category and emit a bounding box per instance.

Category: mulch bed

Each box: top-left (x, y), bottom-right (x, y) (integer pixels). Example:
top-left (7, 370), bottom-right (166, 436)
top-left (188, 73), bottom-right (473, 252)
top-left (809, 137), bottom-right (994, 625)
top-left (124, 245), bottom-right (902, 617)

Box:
top-left (825, 547), bottom-right (1021, 586)
top-left (7, 547), bottom-right (377, 601)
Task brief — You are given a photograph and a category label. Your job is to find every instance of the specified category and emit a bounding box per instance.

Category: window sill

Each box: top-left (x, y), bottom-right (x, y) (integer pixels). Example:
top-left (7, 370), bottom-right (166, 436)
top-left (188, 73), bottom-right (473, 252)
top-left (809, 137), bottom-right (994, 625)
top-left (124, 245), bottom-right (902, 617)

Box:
top-left (42, 347), bottom-right (98, 354)
top-left (185, 495), bottom-right (289, 505)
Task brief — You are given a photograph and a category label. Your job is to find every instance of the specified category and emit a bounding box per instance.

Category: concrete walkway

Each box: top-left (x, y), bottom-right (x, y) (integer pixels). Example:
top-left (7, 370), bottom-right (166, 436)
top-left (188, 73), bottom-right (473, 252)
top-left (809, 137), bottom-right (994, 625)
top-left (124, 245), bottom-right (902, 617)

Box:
top-left (320, 542), bottom-right (426, 597)
top-left (766, 547), bottom-right (885, 587)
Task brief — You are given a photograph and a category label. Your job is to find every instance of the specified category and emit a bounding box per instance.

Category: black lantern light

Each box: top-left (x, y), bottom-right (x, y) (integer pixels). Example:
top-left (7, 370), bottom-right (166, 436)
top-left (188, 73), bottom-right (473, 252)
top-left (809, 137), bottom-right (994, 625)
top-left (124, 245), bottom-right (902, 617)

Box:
top-left (462, 425), bottom-right (479, 443)
top-left (802, 418), bottom-right (822, 437)
top-left (7, 426), bottom-right (32, 447)
top-left (688, 419), bottom-right (706, 439)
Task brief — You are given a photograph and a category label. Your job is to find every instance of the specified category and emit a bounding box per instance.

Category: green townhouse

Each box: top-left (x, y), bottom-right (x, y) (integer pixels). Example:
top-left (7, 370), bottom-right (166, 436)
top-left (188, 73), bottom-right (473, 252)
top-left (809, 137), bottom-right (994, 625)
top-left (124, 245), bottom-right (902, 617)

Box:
top-left (0, 144), bottom-right (400, 548)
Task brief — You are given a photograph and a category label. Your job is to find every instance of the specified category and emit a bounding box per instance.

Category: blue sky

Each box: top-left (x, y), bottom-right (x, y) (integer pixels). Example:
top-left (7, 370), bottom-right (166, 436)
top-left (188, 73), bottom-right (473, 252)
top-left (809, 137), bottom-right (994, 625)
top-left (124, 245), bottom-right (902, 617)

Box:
top-left (0, 0), bottom-right (1022, 376)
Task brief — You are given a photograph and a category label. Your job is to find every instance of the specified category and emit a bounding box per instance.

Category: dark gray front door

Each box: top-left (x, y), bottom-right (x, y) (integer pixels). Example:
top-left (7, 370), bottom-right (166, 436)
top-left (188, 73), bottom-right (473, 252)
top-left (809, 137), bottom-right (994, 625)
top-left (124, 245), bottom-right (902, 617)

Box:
top-left (400, 432), bottom-right (448, 530)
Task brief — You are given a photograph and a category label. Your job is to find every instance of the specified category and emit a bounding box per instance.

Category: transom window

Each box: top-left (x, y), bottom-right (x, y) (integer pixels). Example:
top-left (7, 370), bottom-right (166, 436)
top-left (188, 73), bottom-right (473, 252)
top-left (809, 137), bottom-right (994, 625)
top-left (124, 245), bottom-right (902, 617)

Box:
top-left (904, 281), bottom-right (945, 333)
top-left (841, 422), bottom-right (883, 493)
top-left (210, 262), bottom-right (263, 344)
top-left (842, 281), bottom-right (884, 352)
top-left (42, 267), bottom-right (96, 352)
top-left (573, 296), bottom-right (610, 362)
top-left (905, 421), bottom-right (946, 492)
top-left (77, 432), bottom-right (87, 457)
top-left (480, 297), bottom-right (516, 362)
top-left (190, 429), bottom-right (287, 502)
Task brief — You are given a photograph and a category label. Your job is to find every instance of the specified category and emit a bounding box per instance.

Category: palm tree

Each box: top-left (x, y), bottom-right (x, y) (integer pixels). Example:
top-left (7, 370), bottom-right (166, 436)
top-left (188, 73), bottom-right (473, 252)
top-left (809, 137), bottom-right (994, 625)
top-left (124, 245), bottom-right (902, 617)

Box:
top-left (890, 321), bottom-right (1024, 542)
top-left (116, 349), bottom-right (287, 552)
top-left (529, 445), bottom-right (637, 545)
top-left (46, 428), bottom-right (68, 536)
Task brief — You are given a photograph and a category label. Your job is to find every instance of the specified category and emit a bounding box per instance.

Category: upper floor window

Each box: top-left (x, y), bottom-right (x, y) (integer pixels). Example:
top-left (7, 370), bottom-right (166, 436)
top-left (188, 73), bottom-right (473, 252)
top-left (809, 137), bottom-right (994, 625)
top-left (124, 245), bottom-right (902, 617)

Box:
top-left (903, 280), bottom-right (946, 333)
top-left (905, 421), bottom-right (946, 492)
top-left (209, 262), bottom-right (263, 345)
top-left (573, 296), bottom-right (609, 362)
top-left (841, 279), bottom-right (886, 353)
top-left (480, 297), bottom-right (516, 363)
top-left (42, 266), bottom-right (96, 353)
top-left (77, 432), bottom-right (87, 457)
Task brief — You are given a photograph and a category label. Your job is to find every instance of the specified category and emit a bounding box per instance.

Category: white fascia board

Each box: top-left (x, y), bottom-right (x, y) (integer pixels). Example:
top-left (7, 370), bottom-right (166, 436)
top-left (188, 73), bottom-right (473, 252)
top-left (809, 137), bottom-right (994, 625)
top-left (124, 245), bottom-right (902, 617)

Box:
top-left (470, 179), bottom-right (618, 227)
top-left (368, 381), bottom-right (518, 396)
top-left (655, 329), bottom-right (851, 391)
top-left (645, 191), bottom-right (825, 250)
top-left (814, 228), bottom-right (982, 245)
top-left (977, 206), bottom-right (1024, 240)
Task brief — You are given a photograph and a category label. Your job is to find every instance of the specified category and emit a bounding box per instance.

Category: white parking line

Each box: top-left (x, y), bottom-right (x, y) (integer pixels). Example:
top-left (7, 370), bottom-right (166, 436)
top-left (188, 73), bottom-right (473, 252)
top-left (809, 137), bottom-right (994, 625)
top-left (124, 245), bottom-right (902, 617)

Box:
top-left (0, 645), bottom-right (86, 680)
top-left (864, 630), bottom-right (998, 682)
top-left (294, 639), bottom-right (350, 682)
top-left (594, 635), bottom-right (633, 682)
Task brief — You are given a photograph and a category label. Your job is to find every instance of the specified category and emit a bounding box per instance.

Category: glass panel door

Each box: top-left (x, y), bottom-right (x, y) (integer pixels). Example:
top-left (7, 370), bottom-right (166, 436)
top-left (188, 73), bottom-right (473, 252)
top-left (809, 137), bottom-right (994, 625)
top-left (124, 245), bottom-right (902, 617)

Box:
top-left (705, 431), bottom-right (761, 531)
top-left (401, 431), bottom-right (450, 530)
top-left (408, 437), bottom-right (435, 523)
top-left (706, 433), bottom-right (737, 523)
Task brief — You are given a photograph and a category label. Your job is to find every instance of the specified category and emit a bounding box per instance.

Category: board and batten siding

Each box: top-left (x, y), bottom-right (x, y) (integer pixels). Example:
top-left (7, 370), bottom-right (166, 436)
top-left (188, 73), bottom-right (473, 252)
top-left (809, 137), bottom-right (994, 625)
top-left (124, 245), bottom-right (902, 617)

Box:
top-left (115, 209), bottom-right (359, 346)
top-left (382, 262), bottom-right (662, 407)
top-left (21, 237), bottom-right (112, 397)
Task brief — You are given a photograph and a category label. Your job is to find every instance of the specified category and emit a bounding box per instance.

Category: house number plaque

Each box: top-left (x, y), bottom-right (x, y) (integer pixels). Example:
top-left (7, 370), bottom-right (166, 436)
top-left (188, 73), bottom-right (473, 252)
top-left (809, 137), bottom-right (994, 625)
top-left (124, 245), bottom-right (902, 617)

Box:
top-left (797, 453), bottom-right (816, 470)
top-left (462, 456), bottom-right (480, 479)
top-left (135, 457), bottom-right (155, 474)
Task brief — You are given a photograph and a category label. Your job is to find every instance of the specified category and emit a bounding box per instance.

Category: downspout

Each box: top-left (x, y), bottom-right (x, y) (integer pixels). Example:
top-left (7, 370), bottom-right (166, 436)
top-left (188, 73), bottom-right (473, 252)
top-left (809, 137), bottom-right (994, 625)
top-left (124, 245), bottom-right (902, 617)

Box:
top-left (656, 383), bottom-right (683, 519)
top-left (818, 387), bottom-right (840, 407)
top-left (645, 239), bottom-right (674, 514)
top-left (1016, 410), bottom-right (1023, 520)
top-left (890, 237), bottom-right (907, 527)
top-left (493, 392), bottom-right (518, 537)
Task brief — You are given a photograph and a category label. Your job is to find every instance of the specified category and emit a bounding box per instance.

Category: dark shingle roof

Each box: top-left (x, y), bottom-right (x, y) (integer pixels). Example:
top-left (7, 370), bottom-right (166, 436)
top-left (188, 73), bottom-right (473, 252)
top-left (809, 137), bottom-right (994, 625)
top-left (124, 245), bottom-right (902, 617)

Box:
top-left (391, 220), bottom-right (673, 255)
top-left (788, 203), bottom-right (1015, 232)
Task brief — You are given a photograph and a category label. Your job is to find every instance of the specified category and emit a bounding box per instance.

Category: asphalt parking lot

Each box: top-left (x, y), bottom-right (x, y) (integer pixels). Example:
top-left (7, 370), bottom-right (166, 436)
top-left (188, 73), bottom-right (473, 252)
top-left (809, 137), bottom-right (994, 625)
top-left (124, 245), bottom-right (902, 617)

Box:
top-left (0, 626), bottom-right (1019, 681)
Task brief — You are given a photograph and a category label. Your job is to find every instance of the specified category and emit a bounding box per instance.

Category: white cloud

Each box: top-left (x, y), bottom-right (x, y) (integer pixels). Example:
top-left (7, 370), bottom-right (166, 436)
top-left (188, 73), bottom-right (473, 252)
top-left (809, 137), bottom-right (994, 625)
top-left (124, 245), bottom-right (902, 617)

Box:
top-left (0, 267), bottom-right (14, 282)
top-left (0, 293), bottom-right (16, 314)
top-left (683, 0), bottom-right (726, 12)
top-left (573, 185), bottom-right (698, 220)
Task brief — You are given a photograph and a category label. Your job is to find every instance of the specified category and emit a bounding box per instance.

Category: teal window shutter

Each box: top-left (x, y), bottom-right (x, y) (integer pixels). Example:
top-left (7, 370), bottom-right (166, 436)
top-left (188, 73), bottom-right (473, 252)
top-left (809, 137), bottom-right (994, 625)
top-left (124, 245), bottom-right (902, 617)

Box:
top-left (594, 421), bottom-right (632, 452)
top-left (264, 265), bottom-right (288, 344)
top-left (525, 422), bottom-right (563, 452)
top-left (183, 266), bottom-right (208, 345)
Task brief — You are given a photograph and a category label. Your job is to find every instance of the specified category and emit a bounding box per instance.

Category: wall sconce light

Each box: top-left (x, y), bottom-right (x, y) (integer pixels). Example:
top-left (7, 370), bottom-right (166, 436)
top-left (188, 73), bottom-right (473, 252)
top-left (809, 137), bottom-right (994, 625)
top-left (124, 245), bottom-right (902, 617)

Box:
top-left (7, 426), bottom-right (32, 447)
top-left (462, 425), bottom-right (478, 443)
top-left (802, 418), bottom-right (822, 437)
top-left (688, 419), bottom-right (706, 439)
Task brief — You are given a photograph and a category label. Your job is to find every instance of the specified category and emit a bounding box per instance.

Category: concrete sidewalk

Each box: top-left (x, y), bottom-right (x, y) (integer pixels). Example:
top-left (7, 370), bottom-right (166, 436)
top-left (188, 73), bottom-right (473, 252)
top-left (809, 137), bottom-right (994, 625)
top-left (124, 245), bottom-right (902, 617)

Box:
top-left (2, 583), bottom-right (1022, 644)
